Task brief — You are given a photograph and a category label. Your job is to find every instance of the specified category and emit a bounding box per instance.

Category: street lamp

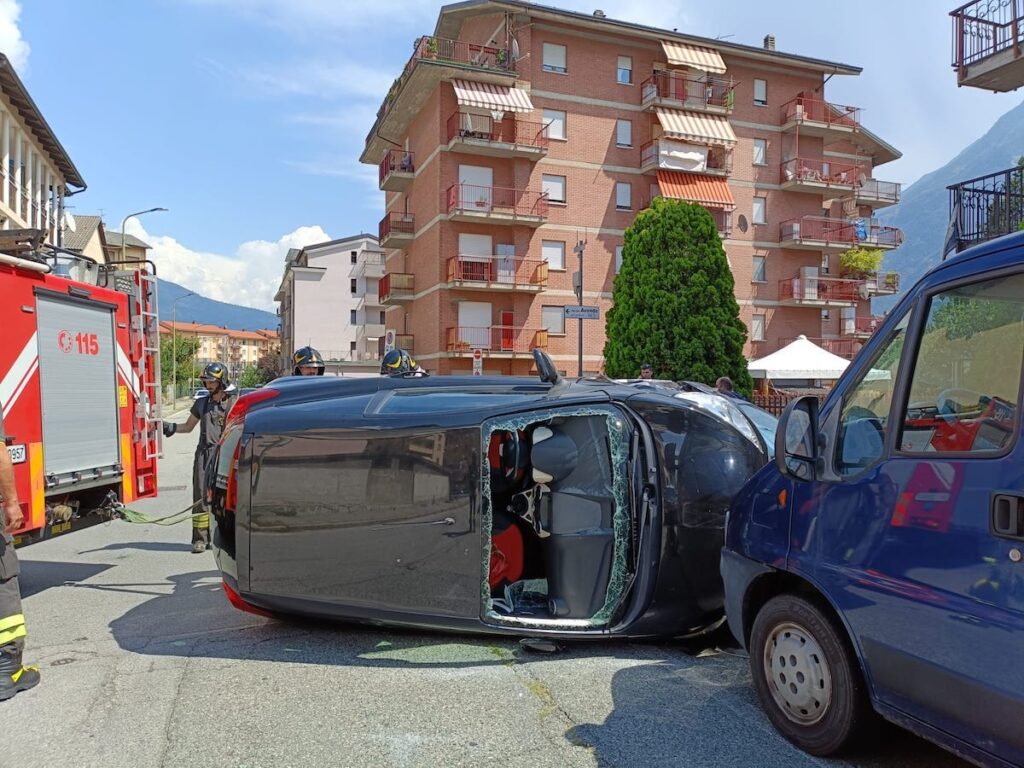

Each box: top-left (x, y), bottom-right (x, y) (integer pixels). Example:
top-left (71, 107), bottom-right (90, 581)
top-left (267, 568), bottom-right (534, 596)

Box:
top-left (119, 207), bottom-right (167, 263)
top-left (171, 292), bottom-right (194, 406)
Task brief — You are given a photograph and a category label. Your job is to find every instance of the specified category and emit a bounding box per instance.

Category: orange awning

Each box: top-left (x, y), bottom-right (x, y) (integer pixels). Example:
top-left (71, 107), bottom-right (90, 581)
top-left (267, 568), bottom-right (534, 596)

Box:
top-left (656, 171), bottom-right (735, 209)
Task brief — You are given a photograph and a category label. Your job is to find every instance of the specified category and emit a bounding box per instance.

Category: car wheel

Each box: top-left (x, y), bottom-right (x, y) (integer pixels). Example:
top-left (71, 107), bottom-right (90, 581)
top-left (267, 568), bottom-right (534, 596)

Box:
top-left (749, 593), bottom-right (876, 756)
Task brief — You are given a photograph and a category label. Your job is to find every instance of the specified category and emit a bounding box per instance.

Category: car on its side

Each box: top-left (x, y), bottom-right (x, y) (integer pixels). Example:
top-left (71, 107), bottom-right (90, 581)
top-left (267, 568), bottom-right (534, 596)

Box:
top-left (723, 231), bottom-right (1024, 767)
top-left (206, 350), bottom-right (774, 640)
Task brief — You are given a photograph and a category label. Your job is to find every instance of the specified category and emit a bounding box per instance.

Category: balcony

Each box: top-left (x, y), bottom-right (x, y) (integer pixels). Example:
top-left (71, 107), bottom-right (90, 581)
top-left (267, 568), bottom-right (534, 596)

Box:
top-left (780, 157), bottom-right (861, 194)
top-left (640, 140), bottom-right (732, 175)
top-left (446, 112), bottom-right (548, 159)
top-left (779, 216), bottom-right (903, 251)
top-left (781, 336), bottom-right (864, 360)
top-left (358, 323), bottom-right (386, 340)
top-left (446, 255), bottom-right (548, 292)
top-left (445, 325), bottom-right (548, 356)
top-left (778, 276), bottom-right (864, 307)
top-left (379, 149), bottom-right (415, 192)
top-left (854, 178), bottom-right (901, 208)
top-left (379, 212), bottom-right (415, 249)
top-left (951, 0), bottom-right (1024, 91)
top-left (640, 195), bottom-right (733, 237)
top-left (362, 35), bottom-right (516, 164)
top-left (379, 272), bottom-right (415, 303)
top-left (378, 334), bottom-right (415, 356)
top-left (445, 184), bottom-right (548, 226)
top-left (356, 291), bottom-right (383, 310)
top-left (640, 70), bottom-right (735, 114)
top-left (779, 96), bottom-right (860, 140)
top-left (861, 271), bottom-right (901, 296)
top-left (841, 315), bottom-right (882, 338)
top-left (947, 164), bottom-right (1024, 253)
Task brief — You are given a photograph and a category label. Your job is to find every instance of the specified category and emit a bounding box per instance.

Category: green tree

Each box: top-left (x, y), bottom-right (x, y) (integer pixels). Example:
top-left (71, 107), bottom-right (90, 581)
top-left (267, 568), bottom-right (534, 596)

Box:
top-left (159, 335), bottom-right (199, 390)
top-left (603, 198), bottom-right (753, 395)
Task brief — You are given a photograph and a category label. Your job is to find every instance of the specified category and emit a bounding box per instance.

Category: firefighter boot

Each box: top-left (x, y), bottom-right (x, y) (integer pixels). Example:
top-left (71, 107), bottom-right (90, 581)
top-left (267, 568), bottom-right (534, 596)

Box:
top-left (0, 643), bottom-right (40, 701)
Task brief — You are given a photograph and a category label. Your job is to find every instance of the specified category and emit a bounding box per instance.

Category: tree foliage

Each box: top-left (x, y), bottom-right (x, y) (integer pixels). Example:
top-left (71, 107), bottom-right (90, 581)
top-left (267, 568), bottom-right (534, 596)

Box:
top-left (159, 335), bottom-right (199, 389)
top-left (603, 198), bottom-right (753, 394)
top-left (839, 246), bottom-right (883, 277)
top-left (237, 355), bottom-right (283, 388)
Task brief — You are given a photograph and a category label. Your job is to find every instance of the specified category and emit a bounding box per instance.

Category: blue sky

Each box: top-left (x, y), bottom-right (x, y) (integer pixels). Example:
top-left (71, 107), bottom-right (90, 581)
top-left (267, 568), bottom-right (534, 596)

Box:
top-left (8, 0), bottom-right (1023, 309)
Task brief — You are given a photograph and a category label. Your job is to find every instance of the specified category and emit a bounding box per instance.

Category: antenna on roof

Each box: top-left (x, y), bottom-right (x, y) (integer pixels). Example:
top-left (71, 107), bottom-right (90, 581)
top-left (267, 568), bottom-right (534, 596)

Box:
top-left (715, 34), bottom-right (734, 40)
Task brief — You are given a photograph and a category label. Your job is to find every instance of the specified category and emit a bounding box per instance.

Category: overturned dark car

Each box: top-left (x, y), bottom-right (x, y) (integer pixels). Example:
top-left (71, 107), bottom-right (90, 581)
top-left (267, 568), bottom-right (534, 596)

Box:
top-left (207, 351), bottom-right (772, 639)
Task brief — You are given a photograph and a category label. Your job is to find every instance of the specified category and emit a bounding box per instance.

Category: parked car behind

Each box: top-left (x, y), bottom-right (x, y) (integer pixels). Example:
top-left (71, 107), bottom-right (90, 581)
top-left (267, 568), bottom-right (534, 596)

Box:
top-left (206, 350), bottom-right (774, 640)
top-left (722, 231), bottom-right (1024, 767)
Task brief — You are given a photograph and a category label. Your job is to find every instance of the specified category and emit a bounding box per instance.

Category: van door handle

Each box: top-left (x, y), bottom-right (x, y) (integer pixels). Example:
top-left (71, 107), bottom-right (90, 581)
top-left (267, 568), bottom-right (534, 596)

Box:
top-left (991, 492), bottom-right (1024, 541)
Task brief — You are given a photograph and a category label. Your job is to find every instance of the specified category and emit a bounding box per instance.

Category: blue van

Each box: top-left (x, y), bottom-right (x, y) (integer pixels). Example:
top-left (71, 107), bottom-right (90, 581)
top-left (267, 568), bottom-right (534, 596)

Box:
top-left (722, 231), bottom-right (1024, 767)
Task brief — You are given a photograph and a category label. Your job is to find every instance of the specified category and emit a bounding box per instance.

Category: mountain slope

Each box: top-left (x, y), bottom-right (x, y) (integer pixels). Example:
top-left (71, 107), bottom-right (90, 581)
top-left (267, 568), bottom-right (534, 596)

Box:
top-left (157, 278), bottom-right (277, 330)
top-left (876, 98), bottom-right (1024, 308)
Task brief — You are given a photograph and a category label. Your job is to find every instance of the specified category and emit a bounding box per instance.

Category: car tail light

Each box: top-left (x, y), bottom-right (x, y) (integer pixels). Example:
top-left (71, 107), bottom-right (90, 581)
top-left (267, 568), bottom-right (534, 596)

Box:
top-left (224, 437), bottom-right (243, 513)
top-left (225, 387), bottom-right (280, 427)
top-left (221, 580), bottom-right (274, 618)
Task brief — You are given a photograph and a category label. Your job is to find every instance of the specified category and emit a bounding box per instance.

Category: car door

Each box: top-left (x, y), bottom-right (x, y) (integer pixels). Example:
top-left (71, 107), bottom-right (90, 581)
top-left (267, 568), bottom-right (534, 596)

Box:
top-left (789, 268), bottom-right (1024, 764)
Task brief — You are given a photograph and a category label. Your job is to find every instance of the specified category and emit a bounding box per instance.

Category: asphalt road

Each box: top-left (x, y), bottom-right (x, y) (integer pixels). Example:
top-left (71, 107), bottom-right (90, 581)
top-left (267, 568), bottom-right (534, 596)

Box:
top-left (5, 416), bottom-right (967, 768)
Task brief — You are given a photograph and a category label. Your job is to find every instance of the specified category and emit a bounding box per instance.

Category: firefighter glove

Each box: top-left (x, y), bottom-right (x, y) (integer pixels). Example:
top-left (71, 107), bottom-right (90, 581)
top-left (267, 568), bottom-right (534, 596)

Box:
top-left (162, 422), bottom-right (177, 438)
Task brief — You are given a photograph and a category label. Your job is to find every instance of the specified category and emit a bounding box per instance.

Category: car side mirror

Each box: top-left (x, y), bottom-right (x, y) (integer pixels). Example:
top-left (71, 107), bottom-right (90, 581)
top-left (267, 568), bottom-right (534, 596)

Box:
top-left (775, 395), bottom-right (820, 482)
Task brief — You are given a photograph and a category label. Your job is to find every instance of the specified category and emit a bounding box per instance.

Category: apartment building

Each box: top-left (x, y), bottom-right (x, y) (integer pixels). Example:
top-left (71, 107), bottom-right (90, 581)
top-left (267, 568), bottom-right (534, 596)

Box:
top-left (360, 1), bottom-right (903, 375)
top-left (159, 322), bottom-right (279, 378)
top-left (274, 234), bottom-right (387, 371)
top-left (0, 54), bottom-right (85, 242)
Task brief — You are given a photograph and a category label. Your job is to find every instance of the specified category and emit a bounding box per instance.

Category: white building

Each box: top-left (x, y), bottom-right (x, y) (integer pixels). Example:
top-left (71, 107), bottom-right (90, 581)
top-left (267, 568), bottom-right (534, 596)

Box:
top-left (275, 233), bottom-right (386, 374)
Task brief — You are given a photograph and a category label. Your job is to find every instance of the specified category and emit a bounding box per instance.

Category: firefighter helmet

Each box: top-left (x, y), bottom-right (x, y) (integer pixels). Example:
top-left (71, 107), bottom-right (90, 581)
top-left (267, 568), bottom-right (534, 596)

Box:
top-left (380, 348), bottom-right (426, 377)
top-left (200, 362), bottom-right (230, 389)
top-left (293, 346), bottom-right (325, 376)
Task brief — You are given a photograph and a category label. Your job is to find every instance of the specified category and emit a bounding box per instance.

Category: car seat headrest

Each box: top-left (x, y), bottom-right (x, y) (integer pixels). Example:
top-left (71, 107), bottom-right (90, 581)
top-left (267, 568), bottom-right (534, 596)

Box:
top-left (530, 426), bottom-right (578, 485)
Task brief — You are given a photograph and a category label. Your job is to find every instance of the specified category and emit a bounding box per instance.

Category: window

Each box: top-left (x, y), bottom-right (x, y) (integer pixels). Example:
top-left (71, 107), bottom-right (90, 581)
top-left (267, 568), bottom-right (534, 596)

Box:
top-left (616, 119), bottom-right (632, 148)
top-left (615, 182), bottom-right (632, 210)
top-left (351, 278), bottom-right (358, 294)
top-left (752, 256), bottom-right (766, 283)
top-left (753, 78), bottom-right (767, 106)
top-left (752, 138), bottom-right (767, 166)
top-left (751, 314), bottom-right (765, 342)
top-left (350, 309), bottom-right (358, 324)
top-left (835, 313), bottom-right (909, 475)
top-left (615, 245), bottom-right (624, 274)
top-left (897, 273), bottom-right (1024, 455)
top-left (542, 305), bottom-right (565, 335)
top-left (350, 341), bottom-right (357, 352)
top-left (543, 174), bottom-right (566, 204)
top-left (542, 240), bottom-right (565, 271)
top-left (821, 309), bottom-right (831, 321)
top-left (821, 253), bottom-right (831, 275)
top-left (543, 43), bottom-right (567, 73)
top-left (752, 196), bottom-right (766, 225)
top-left (379, 310), bottom-right (386, 324)
top-left (351, 252), bottom-right (358, 265)
top-left (543, 109), bottom-right (566, 140)
top-left (616, 55), bottom-right (632, 84)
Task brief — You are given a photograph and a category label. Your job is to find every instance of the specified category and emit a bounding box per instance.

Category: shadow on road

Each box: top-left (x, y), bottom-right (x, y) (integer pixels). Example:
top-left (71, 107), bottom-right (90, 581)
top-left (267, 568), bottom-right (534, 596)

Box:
top-left (76, 542), bottom-right (195, 554)
top-left (19, 560), bottom-right (114, 598)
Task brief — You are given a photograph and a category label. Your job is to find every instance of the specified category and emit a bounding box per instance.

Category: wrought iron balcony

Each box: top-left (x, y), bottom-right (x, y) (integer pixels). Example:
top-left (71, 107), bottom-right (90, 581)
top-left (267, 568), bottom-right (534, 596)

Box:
top-left (446, 112), bottom-right (548, 158)
top-left (379, 212), bottom-right (415, 248)
top-left (445, 325), bottom-right (548, 355)
top-left (640, 70), bottom-right (735, 113)
top-left (379, 149), bottom-right (415, 192)
top-left (779, 216), bottom-right (903, 250)
top-left (779, 96), bottom-right (860, 139)
top-left (947, 164), bottom-right (1024, 253)
top-left (446, 255), bottom-right (548, 291)
top-left (445, 184), bottom-right (548, 226)
top-left (778, 276), bottom-right (864, 307)
top-left (951, 0), bottom-right (1024, 91)
top-left (780, 157), bottom-right (861, 193)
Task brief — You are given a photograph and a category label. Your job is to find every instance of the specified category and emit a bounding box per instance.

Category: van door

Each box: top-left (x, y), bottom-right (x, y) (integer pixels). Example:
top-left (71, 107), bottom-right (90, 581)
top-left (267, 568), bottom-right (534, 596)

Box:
top-left (791, 269), bottom-right (1024, 764)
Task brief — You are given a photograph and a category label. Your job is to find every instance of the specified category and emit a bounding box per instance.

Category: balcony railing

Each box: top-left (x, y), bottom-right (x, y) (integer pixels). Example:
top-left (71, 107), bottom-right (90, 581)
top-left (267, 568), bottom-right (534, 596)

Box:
top-left (841, 316), bottom-right (882, 337)
top-left (640, 140), bottom-right (732, 174)
top-left (379, 149), bottom-right (415, 190)
top-left (951, 0), bottom-right (1024, 75)
top-left (780, 216), bottom-right (903, 249)
top-left (446, 112), bottom-right (549, 150)
top-left (947, 164), bottom-right (1024, 253)
top-left (378, 334), bottom-right (416, 357)
top-left (779, 276), bottom-right (864, 305)
top-left (379, 271), bottom-right (415, 302)
top-left (640, 70), bottom-right (735, 111)
top-left (781, 157), bottom-right (861, 188)
top-left (446, 325), bottom-right (548, 354)
top-left (445, 183), bottom-right (548, 220)
top-left (861, 270), bottom-right (901, 295)
top-left (379, 211), bottom-right (415, 244)
top-left (446, 255), bottom-right (548, 290)
top-left (780, 97), bottom-right (860, 130)
top-left (780, 336), bottom-right (864, 360)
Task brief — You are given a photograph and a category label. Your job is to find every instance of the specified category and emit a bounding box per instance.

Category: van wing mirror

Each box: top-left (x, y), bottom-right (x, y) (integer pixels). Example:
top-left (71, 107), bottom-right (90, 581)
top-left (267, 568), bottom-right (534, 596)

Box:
top-left (774, 395), bottom-right (820, 482)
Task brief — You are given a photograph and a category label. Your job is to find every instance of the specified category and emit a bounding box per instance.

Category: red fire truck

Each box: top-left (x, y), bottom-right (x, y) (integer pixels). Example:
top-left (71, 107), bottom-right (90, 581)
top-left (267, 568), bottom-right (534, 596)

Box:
top-left (0, 234), bottom-right (162, 545)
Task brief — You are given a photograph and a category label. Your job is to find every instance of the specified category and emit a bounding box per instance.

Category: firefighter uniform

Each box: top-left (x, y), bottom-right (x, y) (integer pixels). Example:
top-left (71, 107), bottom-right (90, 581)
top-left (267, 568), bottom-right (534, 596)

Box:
top-left (189, 390), bottom-right (236, 550)
top-left (0, 410), bottom-right (40, 700)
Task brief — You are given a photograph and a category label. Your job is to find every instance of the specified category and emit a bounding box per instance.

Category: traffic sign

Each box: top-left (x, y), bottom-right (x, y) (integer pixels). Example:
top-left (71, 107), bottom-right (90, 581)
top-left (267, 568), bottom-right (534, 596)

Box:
top-left (472, 347), bottom-right (483, 376)
top-left (564, 305), bottom-right (600, 320)
top-left (383, 329), bottom-right (397, 353)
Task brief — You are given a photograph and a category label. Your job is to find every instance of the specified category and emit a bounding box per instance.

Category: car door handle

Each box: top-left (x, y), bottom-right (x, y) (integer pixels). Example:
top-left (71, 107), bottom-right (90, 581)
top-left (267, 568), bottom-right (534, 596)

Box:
top-left (991, 492), bottom-right (1024, 541)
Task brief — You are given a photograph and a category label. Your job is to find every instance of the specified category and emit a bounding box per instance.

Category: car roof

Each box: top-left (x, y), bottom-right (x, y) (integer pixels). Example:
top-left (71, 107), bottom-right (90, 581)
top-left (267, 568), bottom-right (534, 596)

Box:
top-left (922, 229), bottom-right (1024, 289)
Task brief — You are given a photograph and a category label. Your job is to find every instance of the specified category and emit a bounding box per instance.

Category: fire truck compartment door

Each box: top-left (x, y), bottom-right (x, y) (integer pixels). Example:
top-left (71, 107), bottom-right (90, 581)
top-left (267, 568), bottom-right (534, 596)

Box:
top-left (36, 294), bottom-right (121, 482)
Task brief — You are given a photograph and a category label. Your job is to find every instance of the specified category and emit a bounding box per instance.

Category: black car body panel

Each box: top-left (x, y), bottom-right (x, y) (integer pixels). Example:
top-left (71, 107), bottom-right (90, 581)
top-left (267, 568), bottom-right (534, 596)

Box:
top-left (209, 367), bottom-right (771, 638)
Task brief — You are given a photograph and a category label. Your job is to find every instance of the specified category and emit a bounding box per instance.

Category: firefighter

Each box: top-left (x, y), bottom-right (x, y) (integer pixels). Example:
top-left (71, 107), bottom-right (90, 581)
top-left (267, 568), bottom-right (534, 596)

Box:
top-left (0, 405), bottom-right (40, 701)
top-left (162, 362), bottom-right (237, 553)
top-left (293, 346), bottom-right (325, 376)
top-left (380, 348), bottom-right (428, 378)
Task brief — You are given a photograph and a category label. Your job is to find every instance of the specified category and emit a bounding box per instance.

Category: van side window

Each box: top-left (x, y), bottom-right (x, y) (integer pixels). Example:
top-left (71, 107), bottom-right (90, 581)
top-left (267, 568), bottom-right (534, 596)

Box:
top-left (897, 273), bottom-right (1024, 455)
top-left (835, 314), bottom-right (909, 476)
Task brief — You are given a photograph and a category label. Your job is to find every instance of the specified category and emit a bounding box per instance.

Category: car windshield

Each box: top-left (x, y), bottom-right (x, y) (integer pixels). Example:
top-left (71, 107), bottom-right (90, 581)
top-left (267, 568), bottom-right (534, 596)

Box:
top-left (673, 391), bottom-right (767, 453)
top-left (733, 401), bottom-right (779, 458)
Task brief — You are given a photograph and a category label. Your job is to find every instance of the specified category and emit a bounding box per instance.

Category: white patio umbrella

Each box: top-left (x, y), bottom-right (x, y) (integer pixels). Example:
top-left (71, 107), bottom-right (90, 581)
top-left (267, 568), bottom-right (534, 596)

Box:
top-left (748, 334), bottom-right (851, 380)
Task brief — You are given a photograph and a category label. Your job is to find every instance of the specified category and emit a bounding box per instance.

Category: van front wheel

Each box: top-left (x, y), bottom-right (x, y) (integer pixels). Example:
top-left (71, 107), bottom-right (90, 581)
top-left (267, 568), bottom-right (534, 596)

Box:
top-left (749, 594), bottom-right (876, 756)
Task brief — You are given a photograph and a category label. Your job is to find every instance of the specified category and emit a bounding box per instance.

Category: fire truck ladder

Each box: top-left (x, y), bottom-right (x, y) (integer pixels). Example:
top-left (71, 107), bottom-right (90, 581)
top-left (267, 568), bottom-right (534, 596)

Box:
top-left (133, 270), bottom-right (164, 460)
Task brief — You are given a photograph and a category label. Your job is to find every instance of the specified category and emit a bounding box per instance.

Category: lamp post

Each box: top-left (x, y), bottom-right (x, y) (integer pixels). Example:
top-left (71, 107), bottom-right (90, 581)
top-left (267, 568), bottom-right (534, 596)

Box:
top-left (119, 207), bottom-right (167, 263)
top-left (171, 292), bottom-right (194, 407)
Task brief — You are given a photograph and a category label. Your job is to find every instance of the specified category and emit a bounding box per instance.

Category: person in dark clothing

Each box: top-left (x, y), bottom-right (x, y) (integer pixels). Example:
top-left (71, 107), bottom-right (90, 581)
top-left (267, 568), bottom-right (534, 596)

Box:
top-left (292, 346), bottom-right (325, 376)
top-left (715, 376), bottom-right (746, 401)
top-left (639, 363), bottom-right (654, 380)
top-left (0, 407), bottom-right (40, 701)
top-left (162, 362), bottom-right (237, 553)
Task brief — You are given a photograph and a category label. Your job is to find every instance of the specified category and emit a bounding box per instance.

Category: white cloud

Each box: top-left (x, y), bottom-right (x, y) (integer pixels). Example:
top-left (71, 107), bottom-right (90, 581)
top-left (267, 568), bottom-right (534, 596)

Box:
top-left (126, 220), bottom-right (331, 311)
top-left (0, 0), bottom-right (29, 72)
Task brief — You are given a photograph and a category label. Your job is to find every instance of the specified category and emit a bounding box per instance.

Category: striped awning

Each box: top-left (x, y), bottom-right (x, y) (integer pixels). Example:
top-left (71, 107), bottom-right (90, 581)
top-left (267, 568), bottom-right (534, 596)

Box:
top-left (656, 171), bottom-right (735, 209)
top-left (655, 108), bottom-right (736, 146)
top-left (660, 41), bottom-right (727, 74)
top-left (452, 80), bottom-right (533, 112)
